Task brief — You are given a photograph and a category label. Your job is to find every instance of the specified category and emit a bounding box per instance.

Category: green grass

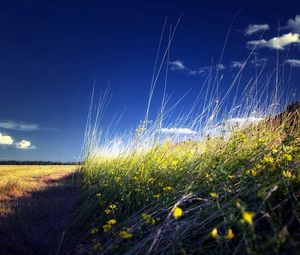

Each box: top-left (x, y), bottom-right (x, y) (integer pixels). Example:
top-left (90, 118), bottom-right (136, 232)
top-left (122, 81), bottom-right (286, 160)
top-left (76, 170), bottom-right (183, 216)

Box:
top-left (67, 106), bottom-right (300, 254)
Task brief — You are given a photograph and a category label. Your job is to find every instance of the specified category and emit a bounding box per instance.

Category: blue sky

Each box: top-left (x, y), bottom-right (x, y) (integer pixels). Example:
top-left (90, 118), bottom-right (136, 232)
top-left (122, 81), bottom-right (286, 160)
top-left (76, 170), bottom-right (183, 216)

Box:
top-left (0, 0), bottom-right (299, 161)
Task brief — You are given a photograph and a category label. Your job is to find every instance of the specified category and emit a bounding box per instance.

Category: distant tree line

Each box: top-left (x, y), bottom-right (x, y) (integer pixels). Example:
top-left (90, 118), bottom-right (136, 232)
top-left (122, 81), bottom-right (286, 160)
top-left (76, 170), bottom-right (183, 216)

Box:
top-left (0, 161), bottom-right (81, 165)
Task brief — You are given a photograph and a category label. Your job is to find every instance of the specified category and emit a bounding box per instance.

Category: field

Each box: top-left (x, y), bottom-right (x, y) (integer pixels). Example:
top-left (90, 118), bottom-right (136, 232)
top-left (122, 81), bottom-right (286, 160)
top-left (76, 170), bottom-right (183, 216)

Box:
top-left (0, 165), bottom-right (79, 254)
top-left (1, 107), bottom-right (299, 255)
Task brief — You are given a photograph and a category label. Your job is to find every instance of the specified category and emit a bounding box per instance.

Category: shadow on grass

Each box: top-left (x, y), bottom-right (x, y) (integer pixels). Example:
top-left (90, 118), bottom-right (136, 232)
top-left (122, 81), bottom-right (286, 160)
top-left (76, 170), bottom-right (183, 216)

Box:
top-left (0, 172), bottom-right (82, 255)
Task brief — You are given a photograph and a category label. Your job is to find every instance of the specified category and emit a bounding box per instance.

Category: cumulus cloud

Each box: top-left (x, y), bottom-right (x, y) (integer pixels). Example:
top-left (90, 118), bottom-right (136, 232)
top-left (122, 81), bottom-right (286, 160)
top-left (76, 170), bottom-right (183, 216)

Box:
top-left (169, 60), bottom-right (186, 70)
top-left (244, 24), bottom-right (270, 35)
top-left (159, 128), bottom-right (197, 135)
top-left (15, 140), bottom-right (36, 150)
top-left (0, 121), bottom-right (39, 131)
top-left (286, 15), bottom-right (300, 33)
top-left (247, 33), bottom-right (300, 50)
top-left (285, 59), bottom-right (300, 67)
top-left (0, 132), bottom-right (14, 145)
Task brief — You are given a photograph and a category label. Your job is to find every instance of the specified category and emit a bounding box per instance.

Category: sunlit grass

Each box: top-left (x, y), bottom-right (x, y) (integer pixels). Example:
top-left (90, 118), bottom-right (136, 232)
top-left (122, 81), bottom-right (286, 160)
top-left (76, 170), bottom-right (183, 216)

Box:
top-left (71, 105), bottom-right (300, 254)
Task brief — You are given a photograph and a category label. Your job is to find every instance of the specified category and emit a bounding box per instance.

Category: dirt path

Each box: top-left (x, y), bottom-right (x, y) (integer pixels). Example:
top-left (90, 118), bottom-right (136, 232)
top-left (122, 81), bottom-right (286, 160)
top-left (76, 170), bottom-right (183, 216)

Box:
top-left (0, 171), bottom-right (81, 255)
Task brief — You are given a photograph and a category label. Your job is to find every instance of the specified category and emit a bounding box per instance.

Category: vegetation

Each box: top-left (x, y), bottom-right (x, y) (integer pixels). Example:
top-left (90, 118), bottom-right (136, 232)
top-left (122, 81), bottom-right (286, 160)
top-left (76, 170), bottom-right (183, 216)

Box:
top-left (64, 103), bottom-right (300, 254)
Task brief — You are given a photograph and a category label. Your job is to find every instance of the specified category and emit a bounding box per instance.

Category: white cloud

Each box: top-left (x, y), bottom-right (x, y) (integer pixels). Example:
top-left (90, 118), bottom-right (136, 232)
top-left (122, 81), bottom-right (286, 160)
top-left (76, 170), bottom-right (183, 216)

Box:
top-left (159, 128), bottom-right (197, 135)
top-left (0, 121), bottom-right (39, 131)
top-left (286, 15), bottom-right (300, 33)
top-left (231, 61), bottom-right (244, 68)
top-left (247, 33), bottom-right (300, 50)
top-left (206, 117), bottom-right (264, 137)
top-left (244, 24), bottom-right (270, 35)
top-left (285, 59), bottom-right (300, 67)
top-left (225, 117), bottom-right (264, 127)
top-left (15, 140), bottom-right (36, 150)
top-left (0, 132), bottom-right (14, 145)
top-left (169, 60), bottom-right (186, 70)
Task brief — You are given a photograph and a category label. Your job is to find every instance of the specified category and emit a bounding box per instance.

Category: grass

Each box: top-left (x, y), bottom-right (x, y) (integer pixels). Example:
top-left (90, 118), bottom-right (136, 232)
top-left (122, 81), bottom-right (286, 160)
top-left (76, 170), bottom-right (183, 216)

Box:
top-left (63, 104), bottom-right (300, 254)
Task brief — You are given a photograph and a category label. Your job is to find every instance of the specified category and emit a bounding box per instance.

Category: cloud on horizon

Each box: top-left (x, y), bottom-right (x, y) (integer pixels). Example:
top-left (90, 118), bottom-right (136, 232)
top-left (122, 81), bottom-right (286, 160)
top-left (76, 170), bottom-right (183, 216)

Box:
top-left (0, 132), bottom-right (35, 149)
top-left (0, 121), bottom-right (39, 131)
top-left (247, 33), bottom-right (300, 50)
top-left (159, 127), bottom-right (197, 135)
top-left (244, 24), bottom-right (270, 35)
top-left (0, 132), bottom-right (14, 145)
top-left (15, 140), bottom-right (36, 150)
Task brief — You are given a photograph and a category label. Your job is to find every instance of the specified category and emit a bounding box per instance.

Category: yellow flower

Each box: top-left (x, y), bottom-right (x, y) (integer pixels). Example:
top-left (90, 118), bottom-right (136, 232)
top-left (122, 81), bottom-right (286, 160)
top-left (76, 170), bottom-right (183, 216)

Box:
top-left (102, 224), bottom-right (112, 232)
top-left (153, 194), bottom-right (160, 199)
top-left (282, 170), bottom-right (292, 178)
top-left (227, 175), bottom-right (234, 179)
top-left (250, 169), bottom-right (257, 177)
top-left (93, 242), bottom-right (103, 252)
top-left (104, 209), bottom-right (112, 215)
top-left (90, 228), bottom-right (99, 235)
top-left (118, 230), bottom-right (133, 239)
top-left (282, 153), bottom-right (293, 161)
top-left (163, 186), bottom-right (173, 192)
top-left (172, 207), bottom-right (183, 219)
top-left (96, 193), bottom-right (101, 197)
top-left (210, 192), bottom-right (218, 198)
top-left (242, 211), bottom-right (255, 225)
top-left (256, 163), bottom-right (264, 170)
top-left (108, 204), bottom-right (117, 209)
top-left (210, 227), bottom-right (218, 239)
top-left (107, 219), bottom-right (117, 225)
top-left (263, 156), bottom-right (274, 164)
top-left (225, 228), bottom-right (235, 240)
top-left (172, 160), bottom-right (179, 166)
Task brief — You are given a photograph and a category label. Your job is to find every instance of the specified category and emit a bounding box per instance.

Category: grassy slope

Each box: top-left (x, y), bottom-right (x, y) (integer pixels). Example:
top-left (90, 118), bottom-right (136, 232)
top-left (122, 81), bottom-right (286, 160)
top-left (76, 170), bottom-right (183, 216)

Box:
top-left (68, 105), bottom-right (300, 255)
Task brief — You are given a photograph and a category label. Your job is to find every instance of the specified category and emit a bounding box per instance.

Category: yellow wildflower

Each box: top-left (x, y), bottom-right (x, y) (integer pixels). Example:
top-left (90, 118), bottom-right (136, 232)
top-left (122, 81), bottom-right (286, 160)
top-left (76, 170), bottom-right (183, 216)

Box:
top-left (118, 230), bottom-right (133, 239)
top-left (107, 219), bottom-right (117, 225)
top-left (250, 169), bottom-right (257, 177)
top-left (108, 204), bottom-right (117, 209)
top-left (210, 192), bottom-right (218, 198)
top-left (90, 228), bottom-right (99, 235)
top-left (163, 186), bottom-right (173, 192)
top-left (153, 194), bottom-right (160, 199)
top-left (282, 153), bottom-right (293, 161)
top-left (225, 228), bottom-right (235, 240)
top-left (104, 209), bottom-right (112, 215)
top-left (102, 224), bottom-right (112, 232)
top-left (96, 193), bottom-right (101, 197)
top-left (210, 227), bottom-right (219, 239)
top-left (282, 170), bottom-right (292, 178)
top-left (172, 207), bottom-right (183, 219)
top-left (93, 242), bottom-right (103, 252)
top-left (172, 160), bottom-right (179, 166)
top-left (256, 163), bottom-right (263, 169)
top-left (263, 156), bottom-right (274, 164)
top-left (242, 211), bottom-right (255, 225)
top-left (227, 175), bottom-right (234, 179)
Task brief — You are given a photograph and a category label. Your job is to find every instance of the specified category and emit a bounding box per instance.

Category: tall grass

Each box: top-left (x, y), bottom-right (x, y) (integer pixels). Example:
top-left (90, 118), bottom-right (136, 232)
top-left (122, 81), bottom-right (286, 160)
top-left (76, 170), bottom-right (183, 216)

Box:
top-left (69, 20), bottom-right (300, 254)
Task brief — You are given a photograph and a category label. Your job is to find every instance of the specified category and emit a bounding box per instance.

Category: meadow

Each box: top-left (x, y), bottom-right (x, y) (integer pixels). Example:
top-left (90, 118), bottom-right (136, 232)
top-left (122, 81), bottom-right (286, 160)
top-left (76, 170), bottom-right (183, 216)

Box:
top-left (60, 102), bottom-right (300, 255)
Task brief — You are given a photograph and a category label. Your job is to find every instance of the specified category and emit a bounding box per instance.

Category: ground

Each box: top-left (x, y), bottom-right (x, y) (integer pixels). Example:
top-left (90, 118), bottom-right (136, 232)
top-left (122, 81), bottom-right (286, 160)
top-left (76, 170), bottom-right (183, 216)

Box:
top-left (0, 165), bottom-right (79, 255)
